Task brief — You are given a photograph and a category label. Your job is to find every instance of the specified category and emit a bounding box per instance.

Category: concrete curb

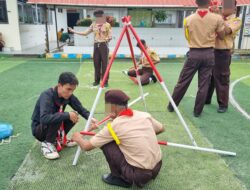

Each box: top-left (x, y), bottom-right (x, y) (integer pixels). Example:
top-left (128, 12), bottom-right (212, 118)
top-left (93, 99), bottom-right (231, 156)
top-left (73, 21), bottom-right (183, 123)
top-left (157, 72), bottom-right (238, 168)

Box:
top-left (45, 53), bottom-right (250, 60)
top-left (45, 53), bottom-right (185, 59)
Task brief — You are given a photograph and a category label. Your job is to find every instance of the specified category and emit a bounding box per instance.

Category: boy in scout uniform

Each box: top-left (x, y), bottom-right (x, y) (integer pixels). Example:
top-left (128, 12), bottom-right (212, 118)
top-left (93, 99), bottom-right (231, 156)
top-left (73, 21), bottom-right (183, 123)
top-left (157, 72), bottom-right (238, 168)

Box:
top-left (206, 0), bottom-right (242, 113)
top-left (167, 0), bottom-right (225, 117)
top-left (69, 10), bottom-right (112, 87)
top-left (123, 39), bottom-right (160, 85)
top-left (72, 89), bottom-right (164, 188)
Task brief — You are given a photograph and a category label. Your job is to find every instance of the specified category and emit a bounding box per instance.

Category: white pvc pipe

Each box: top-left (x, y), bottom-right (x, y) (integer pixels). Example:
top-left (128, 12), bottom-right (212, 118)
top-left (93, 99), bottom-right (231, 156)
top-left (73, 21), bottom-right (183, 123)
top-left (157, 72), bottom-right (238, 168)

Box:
top-left (72, 87), bottom-right (103, 165)
top-left (136, 74), bottom-right (148, 112)
top-left (128, 92), bottom-right (149, 107)
top-left (160, 81), bottom-right (198, 147)
top-left (79, 131), bottom-right (236, 157)
top-left (166, 142), bottom-right (236, 156)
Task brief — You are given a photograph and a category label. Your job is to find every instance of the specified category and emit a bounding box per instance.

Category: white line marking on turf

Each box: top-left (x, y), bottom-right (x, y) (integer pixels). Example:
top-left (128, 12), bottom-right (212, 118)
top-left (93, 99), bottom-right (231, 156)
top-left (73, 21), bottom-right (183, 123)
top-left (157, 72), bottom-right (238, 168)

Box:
top-left (79, 85), bottom-right (99, 89)
top-left (10, 142), bottom-right (39, 182)
top-left (110, 70), bottom-right (125, 73)
top-left (27, 95), bottom-right (39, 101)
top-left (229, 75), bottom-right (250, 120)
top-left (42, 62), bottom-right (79, 64)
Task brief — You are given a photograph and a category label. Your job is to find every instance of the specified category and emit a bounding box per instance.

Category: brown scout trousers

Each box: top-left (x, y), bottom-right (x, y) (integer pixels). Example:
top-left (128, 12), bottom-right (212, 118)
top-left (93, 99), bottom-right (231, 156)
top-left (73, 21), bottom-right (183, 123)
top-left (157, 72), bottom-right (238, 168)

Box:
top-left (101, 141), bottom-right (162, 188)
top-left (33, 120), bottom-right (75, 143)
top-left (127, 67), bottom-right (153, 85)
top-left (206, 49), bottom-right (231, 108)
top-left (93, 42), bottom-right (109, 84)
top-left (168, 48), bottom-right (215, 114)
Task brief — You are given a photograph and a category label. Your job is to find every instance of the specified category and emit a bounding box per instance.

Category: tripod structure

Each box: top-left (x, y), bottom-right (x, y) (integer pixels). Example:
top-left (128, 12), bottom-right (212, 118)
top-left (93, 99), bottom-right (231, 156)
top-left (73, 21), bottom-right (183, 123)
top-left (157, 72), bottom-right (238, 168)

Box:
top-left (72, 16), bottom-right (200, 165)
top-left (72, 16), bottom-right (238, 165)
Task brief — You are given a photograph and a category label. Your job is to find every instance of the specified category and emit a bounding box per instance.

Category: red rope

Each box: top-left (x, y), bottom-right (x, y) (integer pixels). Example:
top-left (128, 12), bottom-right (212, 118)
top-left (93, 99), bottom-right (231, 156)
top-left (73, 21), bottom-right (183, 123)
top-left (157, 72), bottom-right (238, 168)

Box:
top-left (56, 105), bottom-right (67, 152)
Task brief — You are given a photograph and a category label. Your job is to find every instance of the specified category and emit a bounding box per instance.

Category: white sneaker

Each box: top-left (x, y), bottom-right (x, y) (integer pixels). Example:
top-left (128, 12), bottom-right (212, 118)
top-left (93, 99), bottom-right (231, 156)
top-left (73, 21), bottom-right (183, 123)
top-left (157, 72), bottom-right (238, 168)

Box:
top-left (64, 139), bottom-right (77, 147)
top-left (41, 141), bottom-right (60, 160)
top-left (149, 75), bottom-right (157, 83)
top-left (122, 70), bottom-right (128, 75)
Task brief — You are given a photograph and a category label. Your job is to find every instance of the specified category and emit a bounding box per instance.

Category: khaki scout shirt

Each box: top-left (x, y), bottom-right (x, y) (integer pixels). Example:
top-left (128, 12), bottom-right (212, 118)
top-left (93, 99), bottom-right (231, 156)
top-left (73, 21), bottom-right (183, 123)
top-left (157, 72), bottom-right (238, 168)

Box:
top-left (57, 31), bottom-right (62, 41)
top-left (140, 48), bottom-right (160, 68)
top-left (81, 22), bottom-right (112, 43)
top-left (184, 9), bottom-right (225, 48)
top-left (90, 110), bottom-right (163, 170)
top-left (215, 14), bottom-right (242, 50)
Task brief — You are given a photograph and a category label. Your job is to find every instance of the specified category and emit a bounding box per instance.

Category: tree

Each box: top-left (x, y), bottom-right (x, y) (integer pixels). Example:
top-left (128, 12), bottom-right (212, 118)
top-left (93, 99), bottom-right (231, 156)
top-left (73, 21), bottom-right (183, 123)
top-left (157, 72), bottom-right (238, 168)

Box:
top-left (153, 10), bottom-right (167, 24)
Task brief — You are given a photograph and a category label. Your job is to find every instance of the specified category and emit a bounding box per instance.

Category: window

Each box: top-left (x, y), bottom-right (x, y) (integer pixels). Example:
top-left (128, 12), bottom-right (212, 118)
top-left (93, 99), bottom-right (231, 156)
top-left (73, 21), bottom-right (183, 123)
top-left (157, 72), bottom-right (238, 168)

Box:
top-left (128, 9), bottom-right (152, 27)
top-left (18, 3), bottom-right (24, 23)
top-left (58, 8), bottom-right (63, 13)
top-left (0, 0), bottom-right (8, 23)
top-left (47, 8), bottom-right (53, 25)
top-left (155, 11), bottom-right (176, 25)
top-left (185, 10), bottom-right (194, 17)
top-left (18, 2), bottom-right (45, 24)
top-left (37, 7), bottom-right (43, 23)
top-left (165, 14), bottom-right (173, 24)
top-left (104, 12), bottom-right (114, 17)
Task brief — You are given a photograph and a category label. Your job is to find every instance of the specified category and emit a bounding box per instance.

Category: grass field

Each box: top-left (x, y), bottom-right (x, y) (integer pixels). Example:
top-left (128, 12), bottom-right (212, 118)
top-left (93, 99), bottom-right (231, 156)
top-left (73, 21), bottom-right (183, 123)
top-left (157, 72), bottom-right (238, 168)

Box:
top-left (0, 57), bottom-right (249, 190)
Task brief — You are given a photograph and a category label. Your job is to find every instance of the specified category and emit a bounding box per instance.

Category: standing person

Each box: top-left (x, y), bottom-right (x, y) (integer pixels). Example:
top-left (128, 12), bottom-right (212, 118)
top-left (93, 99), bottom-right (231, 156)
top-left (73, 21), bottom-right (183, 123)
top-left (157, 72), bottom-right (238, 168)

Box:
top-left (31, 72), bottom-right (96, 160)
top-left (206, 1), bottom-right (242, 113)
top-left (57, 28), bottom-right (64, 41)
top-left (57, 28), bottom-right (70, 43)
top-left (72, 89), bottom-right (164, 188)
top-left (167, 0), bottom-right (225, 117)
top-left (122, 39), bottom-right (160, 85)
top-left (0, 32), bottom-right (5, 51)
top-left (69, 10), bottom-right (112, 87)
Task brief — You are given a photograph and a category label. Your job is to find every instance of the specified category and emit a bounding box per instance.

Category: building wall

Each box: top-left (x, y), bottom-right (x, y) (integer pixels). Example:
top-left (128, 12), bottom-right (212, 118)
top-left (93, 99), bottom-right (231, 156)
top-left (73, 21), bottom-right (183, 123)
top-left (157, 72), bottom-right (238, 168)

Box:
top-left (1, 3), bottom-right (249, 52)
top-left (74, 26), bottom-right (250, 50)
top-left (236, 36), bottom-right (250, 49)
top-left (86, 8), bottom-right (127, 25)
top-left (0, 0), bottom-right (21, 51)
top-left (74, 27), bottom-right (188, 47)
top-left (56, 8), bottom-right (68, 32)
top-left (19, 24), bottom-right (54, 50)
top-left (19, 8), bottom-right (68, 50)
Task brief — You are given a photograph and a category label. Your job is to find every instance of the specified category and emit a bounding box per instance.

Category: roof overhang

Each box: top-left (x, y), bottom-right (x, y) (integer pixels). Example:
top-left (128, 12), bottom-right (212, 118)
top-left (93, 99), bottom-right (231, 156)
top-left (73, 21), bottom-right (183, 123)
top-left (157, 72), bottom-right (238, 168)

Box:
top-left (27, 0), bottom-right (250, 7)
top-left (27, 0), bottom-right (197, 7)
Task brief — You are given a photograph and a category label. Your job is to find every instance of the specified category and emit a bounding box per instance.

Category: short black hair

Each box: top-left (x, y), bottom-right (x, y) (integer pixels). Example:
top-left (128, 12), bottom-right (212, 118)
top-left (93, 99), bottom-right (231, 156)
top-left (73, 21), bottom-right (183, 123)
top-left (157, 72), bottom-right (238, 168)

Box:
top-left (93, 9), bottom-right (104, 17)
top-left (58, 72), bottom-right (79, 86)
top-left (136, 39), bottom-right (146, 48)
top-left (196, 0), bottom-right (210, 6)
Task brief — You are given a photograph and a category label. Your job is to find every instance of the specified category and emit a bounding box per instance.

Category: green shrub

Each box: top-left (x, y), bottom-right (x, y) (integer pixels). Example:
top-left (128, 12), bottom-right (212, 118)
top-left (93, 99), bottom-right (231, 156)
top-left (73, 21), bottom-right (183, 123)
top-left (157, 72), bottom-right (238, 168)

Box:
top-left (77, 18), bottom-right (92, 26)
top-left (114, 22), bottom-right (120, 27)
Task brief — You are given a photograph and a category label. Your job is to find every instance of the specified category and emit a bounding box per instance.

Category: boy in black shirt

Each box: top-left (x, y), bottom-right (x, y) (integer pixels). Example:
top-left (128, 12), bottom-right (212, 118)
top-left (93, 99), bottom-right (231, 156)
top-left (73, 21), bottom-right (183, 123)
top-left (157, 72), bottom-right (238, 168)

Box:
top-left (31, 72), bottom-right (96, 159)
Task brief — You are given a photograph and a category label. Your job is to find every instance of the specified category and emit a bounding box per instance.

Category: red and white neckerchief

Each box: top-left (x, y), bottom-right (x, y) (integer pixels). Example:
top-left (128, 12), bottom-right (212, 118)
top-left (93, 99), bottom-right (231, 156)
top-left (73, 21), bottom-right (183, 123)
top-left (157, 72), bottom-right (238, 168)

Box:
top-left (56, 105), bottom-right (67, 152)
top-left (118, 108), bottom-right (133, 117)
top-left (197, 9), bottom-right (208, 18)
top-left (209, 0), bottom-right (220, 8)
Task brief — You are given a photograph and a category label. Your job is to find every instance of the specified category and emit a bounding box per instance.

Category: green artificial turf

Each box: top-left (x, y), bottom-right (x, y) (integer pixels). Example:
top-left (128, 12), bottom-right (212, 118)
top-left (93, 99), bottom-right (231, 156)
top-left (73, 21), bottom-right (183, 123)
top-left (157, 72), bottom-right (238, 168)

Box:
top-left (1, 57), bottom-right (249, 190)
top-left (0, 58), bottom-right (80, 190)
top-left (173, 60), bottom-right (250, 190)
top-left (232, 78), bottom-right (250, 114)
